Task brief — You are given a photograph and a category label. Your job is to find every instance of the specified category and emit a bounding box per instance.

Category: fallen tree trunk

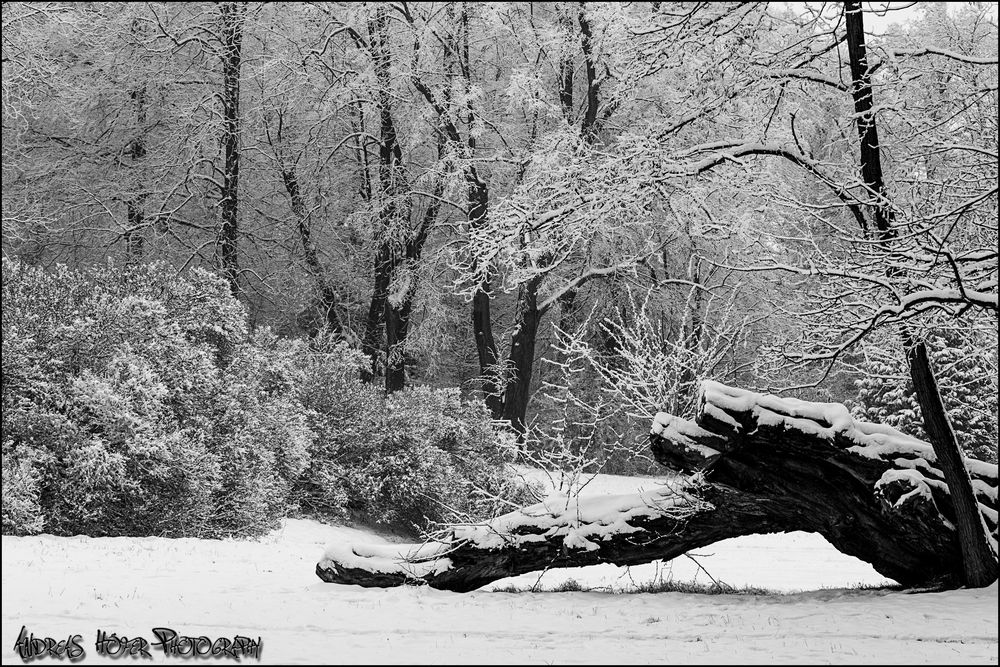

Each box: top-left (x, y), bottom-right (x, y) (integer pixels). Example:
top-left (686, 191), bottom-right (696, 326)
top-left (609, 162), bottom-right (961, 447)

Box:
top-left (316, 381), bottom-right (998, 591)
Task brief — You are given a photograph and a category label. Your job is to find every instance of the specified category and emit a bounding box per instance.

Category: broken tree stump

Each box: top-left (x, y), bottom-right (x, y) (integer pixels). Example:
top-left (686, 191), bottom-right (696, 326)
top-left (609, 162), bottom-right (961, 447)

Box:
top-left (316, 380), bottom-right (998, 591)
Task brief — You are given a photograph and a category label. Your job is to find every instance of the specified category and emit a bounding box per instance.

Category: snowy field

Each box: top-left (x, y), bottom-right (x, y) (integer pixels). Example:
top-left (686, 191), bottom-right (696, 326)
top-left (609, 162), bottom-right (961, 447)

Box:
top-left (2, 471), bottom-right (997, 664)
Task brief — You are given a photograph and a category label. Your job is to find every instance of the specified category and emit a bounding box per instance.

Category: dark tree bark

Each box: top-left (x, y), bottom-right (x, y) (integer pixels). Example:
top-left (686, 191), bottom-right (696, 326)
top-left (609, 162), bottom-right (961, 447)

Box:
top-left (383, 15), bottom-right (454, 393)
top-left (501, 274), bottom-right (544, 434)
top-left (362, 5), bottom-right (447, 392)
top-left (844, 3), bottom-right (887, 238)
top-left (320, 483), bottom-right (793, 592)
top-left (124, 84), bottom-right (146, 262)
top-left (123, 14), bottom-right (150, 262)
top-left (361, 241), bottom-right (392, 378)
top-left (576, 1), bottom-right (601, 141)
top-left (844, 1), bottom-right (997, 587)
top-left (468, 168), bottom-right (504, 418)
top-left (352, 100), bottom-right (373, 204)
top-left (552, 1), bottom-right (603, 340)
top-left (280, 166), bottom-right (343, 335)
top-left (216, 1), bottom-right (245, 298)
top-left (498, 1), bottom-right (609, 434)
top-left (403, 3), bottom-right (504, 414)
top-left (316, 381), bottom-right (998, 591)
top-left (906, 340), bottom-right (998, 586)
top-left (385, 183), bottom-right (441, 392)
top-left (362, 5), bottom-right (408, 382)
top-left (459, 4), bottom-right (503, 417)
top-left (557, 3), bottom-right (575, 122)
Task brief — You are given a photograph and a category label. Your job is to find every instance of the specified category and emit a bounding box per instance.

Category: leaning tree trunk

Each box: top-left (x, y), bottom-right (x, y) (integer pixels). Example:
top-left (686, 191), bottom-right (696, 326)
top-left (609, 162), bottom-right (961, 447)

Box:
top-left (316, 380), bottom-right (997, 592)
top-left (844, 1), bottom-right (998, 587)
top-left (906, 341), bottom-right (998, 586)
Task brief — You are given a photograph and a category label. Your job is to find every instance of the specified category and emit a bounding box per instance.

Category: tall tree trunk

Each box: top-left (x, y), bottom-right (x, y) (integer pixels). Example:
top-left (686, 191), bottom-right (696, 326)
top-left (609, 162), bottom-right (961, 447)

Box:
top-left (553, 3), bottom-right (579, 341)
top-left (281, 165), bottom-right (343, 335)
top-left (352, 100), bottom-right (373, 203)
top-left (460, 5), bottom-right (502, 417)
top-left (577, 1), bottom-right (600, 141)
top-left (385, 194), bottom-right (439, 392)
top-left (124, 84), bottom-right (146, 262)
top-left (384, 123), bottom-right (445, 392)
top-left (363, 5), bottom-right (408, 382)
top-left (501, 274), bottom-right (544, 435)
top-left (905, 340), bottom-right (997, 586)
top-left (217, 1), bottom-right (244, 298)
top-left (468, 168), bottom-right (503, 418)
top-left (502, 1), bottom-right (605, 432)
top-left (383, 17), bottom-right (455, 393)
top-left (362, 244), bottom-right (392, 379)
top-left (406, 3), bottom-right (501, 412)
top-left (557, 3), bottom-right (574, 123)
top-left (844, 1), bottom-right (997, 587)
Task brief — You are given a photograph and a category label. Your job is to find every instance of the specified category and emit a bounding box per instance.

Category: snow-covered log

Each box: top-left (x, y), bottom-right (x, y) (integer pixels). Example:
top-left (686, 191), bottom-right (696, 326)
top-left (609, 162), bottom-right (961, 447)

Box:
top-left (316, 481), bottom-right (792, 592)
top-left (316, 381), bottom-right (997, 591)
top-left (651, 381), bottom-right (997, 586)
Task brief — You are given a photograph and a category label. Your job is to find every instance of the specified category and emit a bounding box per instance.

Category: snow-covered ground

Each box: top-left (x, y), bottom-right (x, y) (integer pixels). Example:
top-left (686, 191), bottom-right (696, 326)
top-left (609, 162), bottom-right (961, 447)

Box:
top-left (2, 472), bottom-right (997, 664)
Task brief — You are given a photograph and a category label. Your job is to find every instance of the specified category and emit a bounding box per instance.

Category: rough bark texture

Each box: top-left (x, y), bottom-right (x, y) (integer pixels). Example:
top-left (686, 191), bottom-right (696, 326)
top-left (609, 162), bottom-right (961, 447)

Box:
top-left (501, 274), bottom-right (544, 434)
top-left (576, 1), bottom-right (600, 140)
top-left (316, 381), bottom-right (997, 592)
top-left (845, 1), bottom-right (889, 237)
top-left (383, 27), bottom-right (451, 394)
top-left (407, 4), bottom-right (503, 414)
top-left (905, 340), bottom-right (999, 586)
top-left (123, 17), bottom-right (148, 261)
top-left (320, 484), bottom-right (791, 593)
top-left (557, 3), bottom-right (574, 123)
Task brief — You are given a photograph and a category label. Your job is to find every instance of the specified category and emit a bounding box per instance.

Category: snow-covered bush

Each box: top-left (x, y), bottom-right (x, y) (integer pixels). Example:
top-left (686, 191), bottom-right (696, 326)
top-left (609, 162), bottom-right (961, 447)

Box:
top-left (0, 260), bottom-right (306, 537)
top-left (297, 366), bottom-right (535, 534)
top-left (1, 455), bottom-right (44, 535)
top-left (290, 332), bottom-right (378, 519)
top-left (360, 387), bottom-right (535, 530)
top-left (207, 331), bottom-right (315, 535)
top-left (2, 259), bottom-right (536, 539)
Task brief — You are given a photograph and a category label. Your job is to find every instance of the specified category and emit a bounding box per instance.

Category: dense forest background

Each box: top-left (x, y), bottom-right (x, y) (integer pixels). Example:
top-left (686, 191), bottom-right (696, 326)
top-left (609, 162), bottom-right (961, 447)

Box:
top-left (2, 2), bottom-right (997, 539)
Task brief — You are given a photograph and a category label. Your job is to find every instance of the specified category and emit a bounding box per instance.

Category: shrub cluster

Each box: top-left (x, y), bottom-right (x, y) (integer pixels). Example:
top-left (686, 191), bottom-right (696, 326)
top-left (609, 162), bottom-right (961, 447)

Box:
top-left (294, 337), bottom-right (534, 532)
top-left (1, 260), bottom-right (533, 538)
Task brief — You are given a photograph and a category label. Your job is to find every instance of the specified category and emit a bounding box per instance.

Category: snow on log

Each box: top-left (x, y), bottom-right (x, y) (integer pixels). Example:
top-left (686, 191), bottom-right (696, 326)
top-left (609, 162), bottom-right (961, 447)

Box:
top-left (317, 481), bottom-right (791, 592)
top-left (317, 380), bottom-right (998, 591)
top-left (651, 381), bottom-right (998, 576)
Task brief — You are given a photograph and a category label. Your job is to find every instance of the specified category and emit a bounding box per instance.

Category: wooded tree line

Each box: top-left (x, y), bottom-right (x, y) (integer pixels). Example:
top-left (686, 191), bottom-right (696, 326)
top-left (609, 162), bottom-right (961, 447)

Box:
top-left (2, 2), bottom-right (997, 467)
